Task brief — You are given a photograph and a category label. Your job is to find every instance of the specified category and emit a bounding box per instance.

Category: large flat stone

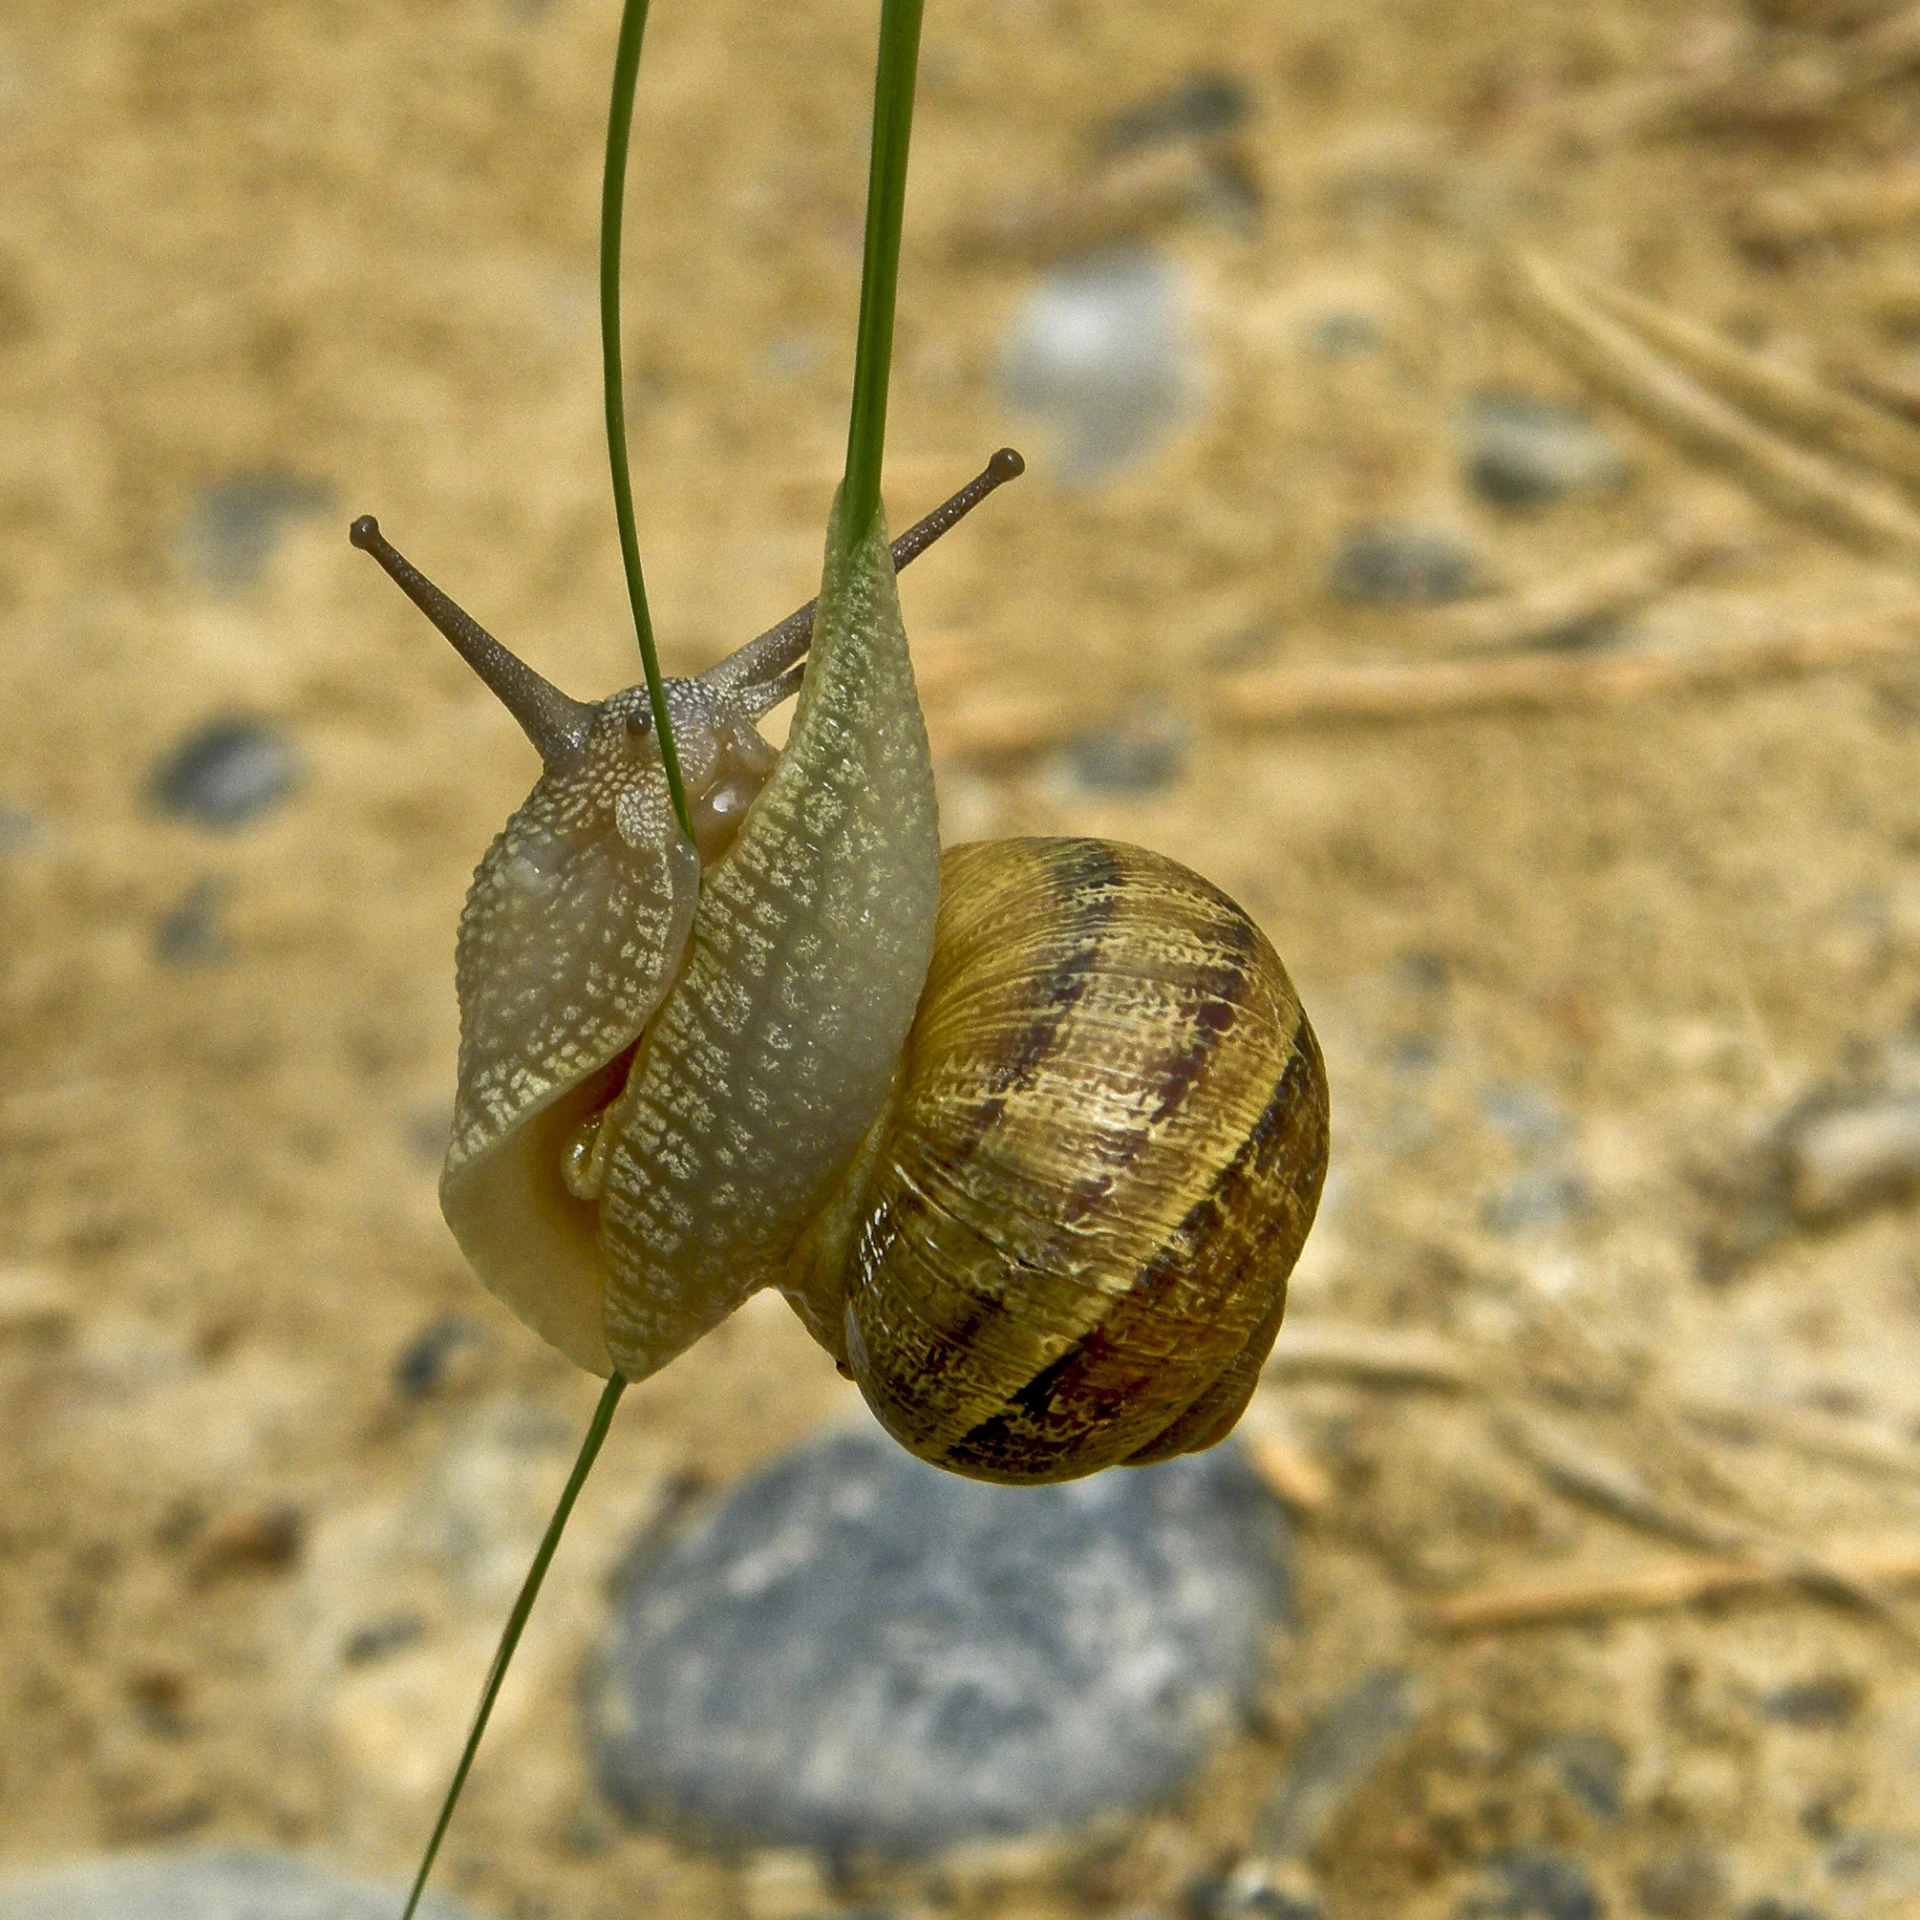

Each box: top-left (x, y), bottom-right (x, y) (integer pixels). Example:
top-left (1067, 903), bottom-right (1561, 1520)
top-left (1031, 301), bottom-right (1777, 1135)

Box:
top-left (587, 1424), bottom-right (1291, 1859)
top-left (0, 1853), bottom-right (472, 1919)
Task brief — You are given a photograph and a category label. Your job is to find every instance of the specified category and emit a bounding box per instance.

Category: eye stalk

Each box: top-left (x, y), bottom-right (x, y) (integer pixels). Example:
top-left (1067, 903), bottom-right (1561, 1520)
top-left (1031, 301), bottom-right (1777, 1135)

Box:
top-left (349, 516), bottom-right (596, 770)
top-left (700, 448), bottom-right (1026, 718)
top-left (350, 449), bottom-right (1025, 744)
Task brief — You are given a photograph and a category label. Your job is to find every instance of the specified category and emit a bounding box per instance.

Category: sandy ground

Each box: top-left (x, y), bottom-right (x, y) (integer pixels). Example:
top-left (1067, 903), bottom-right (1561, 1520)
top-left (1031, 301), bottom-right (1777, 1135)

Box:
top-left (9, 0), bottom-right (1920, 1914)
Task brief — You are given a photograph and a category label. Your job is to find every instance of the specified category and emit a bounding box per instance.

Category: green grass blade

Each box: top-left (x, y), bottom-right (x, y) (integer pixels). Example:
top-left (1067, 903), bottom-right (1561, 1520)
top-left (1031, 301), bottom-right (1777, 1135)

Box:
top-left (602, 0), bottom-right (692, 842)
top-left (399, 1373), bottom-right (628, 1920)
top-left (840, 0), bottom-right (928, 549)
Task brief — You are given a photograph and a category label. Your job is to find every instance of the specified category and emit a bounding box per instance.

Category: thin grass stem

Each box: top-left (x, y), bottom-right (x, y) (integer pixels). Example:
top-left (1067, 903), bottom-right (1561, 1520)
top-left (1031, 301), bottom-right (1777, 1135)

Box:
top-left (400, 1373), bottom-right (628, 1920)
top-left (602, 0), bottom-right (692, 840)
top-left (841, 0), bottom-right (928, 548)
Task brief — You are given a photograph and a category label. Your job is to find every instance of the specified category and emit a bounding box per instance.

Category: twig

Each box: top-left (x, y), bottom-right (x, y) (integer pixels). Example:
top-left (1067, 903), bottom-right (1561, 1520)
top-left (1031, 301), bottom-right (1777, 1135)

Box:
top-left (947, 138), bottom-right (1248, 262)
top-left (1681, 1394), bottom-right (1920, 1489)
top-left (1566, 265), bottom-right (1920, 492)
top-left (1493, 1408), bottom-right (1735, 1551)
top-left (1489, 1309), bottom-right (1920, 1649)
top-left (1435, 1536), bottom-right (1920, 1632)
top-left (1562, 5), bottom-right (1920, 144)
top-left (1512, 252), bottom-right (1920, 565)
top-left (1263, 1321), bottom-right (1478, 1392)
top-left (1219, 599), bottom-right (1920, 725)
top-left (1427, 521), bottom-right (1737, 654)
top-left (923, 688), bottom-right (1088, 760)
top-left (1736, 167), bottom-right (1920, 256)
top-left (1241, 1428), bottom-right (1336, 1514)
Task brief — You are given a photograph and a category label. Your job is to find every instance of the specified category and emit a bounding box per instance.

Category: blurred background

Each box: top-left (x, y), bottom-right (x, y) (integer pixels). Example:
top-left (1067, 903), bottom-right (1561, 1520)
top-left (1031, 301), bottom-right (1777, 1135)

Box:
top-left (8, 0), bottom-right (1920, 1914)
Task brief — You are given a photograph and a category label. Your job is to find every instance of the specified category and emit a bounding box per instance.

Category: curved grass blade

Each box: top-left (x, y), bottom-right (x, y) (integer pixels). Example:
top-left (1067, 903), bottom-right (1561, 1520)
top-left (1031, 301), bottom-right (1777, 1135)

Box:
top-left (400, 1373), bottom-right (627, 1920)
top-left (602, 0), bottom-right (692, 840)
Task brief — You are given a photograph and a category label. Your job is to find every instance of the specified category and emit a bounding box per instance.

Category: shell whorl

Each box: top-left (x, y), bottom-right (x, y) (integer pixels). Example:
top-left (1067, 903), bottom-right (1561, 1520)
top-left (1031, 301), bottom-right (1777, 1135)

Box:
top-left (811, 836), bottom-right (1329, 1485)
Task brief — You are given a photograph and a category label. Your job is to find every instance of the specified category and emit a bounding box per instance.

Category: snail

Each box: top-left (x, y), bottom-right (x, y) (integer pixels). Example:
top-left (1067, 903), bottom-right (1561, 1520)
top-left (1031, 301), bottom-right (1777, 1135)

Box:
top-left (352, 456), bottom-right (1328, 1485)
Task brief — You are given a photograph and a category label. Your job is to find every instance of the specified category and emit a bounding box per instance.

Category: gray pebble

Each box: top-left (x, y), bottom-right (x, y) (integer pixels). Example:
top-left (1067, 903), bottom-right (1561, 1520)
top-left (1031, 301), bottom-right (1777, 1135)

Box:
top-left (1100, 73), bottom-right (1251, 154)
top-left (1481, 1167), bottom-right (1590, 1236)
top-left (1537, 1729), bottom-right (1625, 1820)
top-left (340, 1611), bottom-right (428, 1666)
top-left (1000, 251), bottom-right (1192, 484)
top-left (1761, 1674), bottom-right (1862, 1728)
top-left (1635, 1848), bottom-right (1728, 1920)
top-left (0, 1853), bottom-right (471, 1920)
top-left (1303, 311), bottom-right (1381, 359)
top-left (1479, 1084), bottom-right (1573, 1153)
top-left (1784, 1094), bottom-right (1920, 1222)
top-left (1461, 391), bottom-right (1631, 510)
top-left (587, 1424), bottom-right (1291, 1859)
top-left (0, 805), bottom-right (42, 859)
top-left (1328, 524), bottom-right (1478, 606)
top-left (393, 1313), bottom-right (489, 1400)
top-left (1061, 710), bottom-right (1189, 794)
top-left (1465, 1850), bottom-right (1604, 1920)
top-left (153, 877), bottom-right (232, 967)
top-left (148, 719), bottom-right (300, 830)
top-left (1740, 1904), bottom-right (1823, 1920)
top-left (181, 469), bottom-right (335, 591)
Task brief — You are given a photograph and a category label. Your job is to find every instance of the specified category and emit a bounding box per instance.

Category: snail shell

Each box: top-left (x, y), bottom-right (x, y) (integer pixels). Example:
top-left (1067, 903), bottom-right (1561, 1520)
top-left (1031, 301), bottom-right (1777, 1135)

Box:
top-left (358, 473), bottom-right (1327, 1483)
top-left (789, 835), bottom-right (1327, 1484)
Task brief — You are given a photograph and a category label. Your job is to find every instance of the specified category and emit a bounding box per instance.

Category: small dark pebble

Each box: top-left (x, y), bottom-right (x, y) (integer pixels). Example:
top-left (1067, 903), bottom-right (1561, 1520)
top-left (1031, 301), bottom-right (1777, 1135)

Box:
top-left (1535, 1729), bottom-right (1625, 1821)
top-left (1761, 1675), bottom-right (1863, 1728)
top-left (0, 805), bottom-right (41, 858)
top-left (0, 1852), bottom-right (473, 1918)
top-left (1101, 73), bottom-right (1251, 153)
top-left (148, 719), bottom-right (300, 831)
top-left (1062, 710), bottom-right (1189, 794)
top-left (588, 1424), bottom-right (1290, 1858)
top-left (1388, 1033), bottom-right (1442, 1075)
top-left (1481, 1167), bottom-right (1591, 1236)
top-left (341, 1612), bottom-right (428, 1666)
top-left (408, 1106), bottom-right (454, 1167)
top-left (1480, 1084), bottom-right (1573, 1152)
top-left (1329, 523), bottom-right (1479, 606)
top-left (1463, 1850), bottom-right (1604, 1920)
top-left (1740, 1904), bottom-right (1824, 1920)
top-left (181, 468), bottom-right (335, 591)
top-left (191, 1503), bottom-right (303, 1582)
top-left (153, 877), bottom-right (232, 967)
top-left (393, 1314), bottom-right (488, 1400)
top-left (1635, 1848), bottom-right (1728, 1920)
top-left (1461, 390), bottom-right (1631, 511)
top-left (1303, 311), bottom-right (1381, 358)
top-left (1820, 1832), bottom-right (1877, 1876)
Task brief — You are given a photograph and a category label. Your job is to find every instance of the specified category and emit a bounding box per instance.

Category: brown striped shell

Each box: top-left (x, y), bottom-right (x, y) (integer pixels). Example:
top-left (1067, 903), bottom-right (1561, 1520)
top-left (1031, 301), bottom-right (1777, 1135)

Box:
top-left (783, 835), bottom-right (1329, 1485)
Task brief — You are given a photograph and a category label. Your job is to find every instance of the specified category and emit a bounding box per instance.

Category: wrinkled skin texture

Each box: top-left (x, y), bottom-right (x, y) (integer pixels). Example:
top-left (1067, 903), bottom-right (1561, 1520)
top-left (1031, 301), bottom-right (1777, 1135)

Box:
top-left (440, 496), bottom-right (940, 1380)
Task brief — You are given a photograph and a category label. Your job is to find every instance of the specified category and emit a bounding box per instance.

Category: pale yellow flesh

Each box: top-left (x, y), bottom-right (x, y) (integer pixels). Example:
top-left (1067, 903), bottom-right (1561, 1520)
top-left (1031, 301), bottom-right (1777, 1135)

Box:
top-left (439, 710), bottom-right (702, 1376)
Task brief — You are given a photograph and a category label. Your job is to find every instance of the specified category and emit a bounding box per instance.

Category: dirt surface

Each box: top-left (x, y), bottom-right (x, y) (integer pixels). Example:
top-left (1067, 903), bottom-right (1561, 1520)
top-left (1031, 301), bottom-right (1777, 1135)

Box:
top-left (8, 0), bottom-right (1920, 1915)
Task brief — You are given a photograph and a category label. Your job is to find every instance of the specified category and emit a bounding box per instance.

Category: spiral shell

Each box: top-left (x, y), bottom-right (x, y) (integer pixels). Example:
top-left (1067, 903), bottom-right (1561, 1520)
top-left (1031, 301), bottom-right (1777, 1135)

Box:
top-left (788, 835), bottom-right (1329, 1484)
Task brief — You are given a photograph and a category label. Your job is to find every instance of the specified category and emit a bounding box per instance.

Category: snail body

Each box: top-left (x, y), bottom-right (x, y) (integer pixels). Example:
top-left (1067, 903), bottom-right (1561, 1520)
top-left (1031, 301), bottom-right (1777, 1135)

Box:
top-left (353, 462), bottom-right (1327, 1484)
